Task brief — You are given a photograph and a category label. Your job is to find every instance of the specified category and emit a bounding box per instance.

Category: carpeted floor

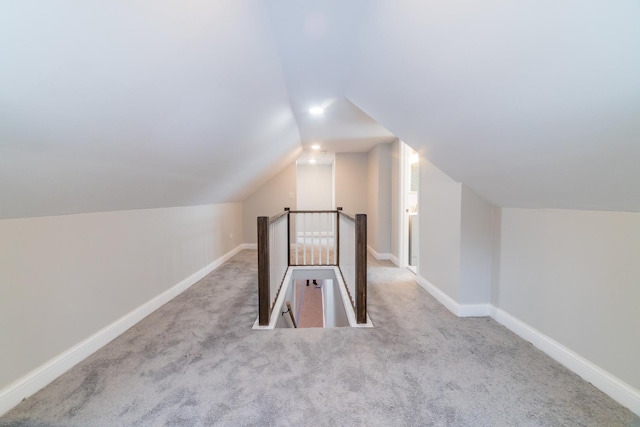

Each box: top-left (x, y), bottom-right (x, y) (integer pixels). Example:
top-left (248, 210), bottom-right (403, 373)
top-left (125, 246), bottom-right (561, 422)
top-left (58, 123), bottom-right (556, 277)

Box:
top-left (1, 250), bottom-right (638, 426)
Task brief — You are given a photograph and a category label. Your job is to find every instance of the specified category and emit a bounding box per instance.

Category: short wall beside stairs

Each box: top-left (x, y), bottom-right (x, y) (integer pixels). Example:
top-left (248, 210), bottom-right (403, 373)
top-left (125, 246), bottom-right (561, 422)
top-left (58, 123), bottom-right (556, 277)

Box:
top-left (416, 274), bottom-right (640, 417)
top-left (0, 237), bottom-right (251, 417)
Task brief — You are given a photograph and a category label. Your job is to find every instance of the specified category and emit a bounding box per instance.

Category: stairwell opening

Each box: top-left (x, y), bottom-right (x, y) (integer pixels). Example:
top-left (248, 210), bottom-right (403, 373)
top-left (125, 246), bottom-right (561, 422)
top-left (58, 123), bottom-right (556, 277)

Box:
top-left (254, 267), bottom-right (373, 329)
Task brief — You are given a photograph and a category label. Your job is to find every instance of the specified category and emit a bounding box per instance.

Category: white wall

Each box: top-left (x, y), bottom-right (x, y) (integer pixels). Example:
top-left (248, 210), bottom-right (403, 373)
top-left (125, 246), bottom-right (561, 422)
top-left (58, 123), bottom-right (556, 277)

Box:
top-left (335, 153), bottom-right (368, 215)
top-left (390, 140), bottom-right (401, 263)
top-left (490, 207), bottom-right (502, 307)
top-left (243, 162), bottom-right (296, 244)
top-left (418, 157), bottom-right (462, 301)
top-left (367, 148), bottom-right (379, 251)
top-left (0, 203), bottom-right (243, 396)
top-left (367, 143), bottom-right (392, 255)
top-left (498, 208), bottom-right (640, 392)
top-left (297, 164), bottom-right (333, 210)
top-left (413, 161), bottom-right (640, 411)
top-left (460, 185), bottom-right (493, 304)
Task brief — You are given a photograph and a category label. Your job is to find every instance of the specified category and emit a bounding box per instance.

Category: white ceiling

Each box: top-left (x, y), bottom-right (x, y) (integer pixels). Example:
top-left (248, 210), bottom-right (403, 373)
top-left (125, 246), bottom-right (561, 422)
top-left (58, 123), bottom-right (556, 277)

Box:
top-left (265, 0), bottom-right (396, 158)
top-left (1, 1), bottom-right (639, 219)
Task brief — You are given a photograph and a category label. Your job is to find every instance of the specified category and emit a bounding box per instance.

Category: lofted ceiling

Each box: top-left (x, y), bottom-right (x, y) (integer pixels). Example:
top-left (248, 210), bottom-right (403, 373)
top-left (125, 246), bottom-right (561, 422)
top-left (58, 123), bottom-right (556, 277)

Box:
top-left (1, 1), bottom-right (639, 219)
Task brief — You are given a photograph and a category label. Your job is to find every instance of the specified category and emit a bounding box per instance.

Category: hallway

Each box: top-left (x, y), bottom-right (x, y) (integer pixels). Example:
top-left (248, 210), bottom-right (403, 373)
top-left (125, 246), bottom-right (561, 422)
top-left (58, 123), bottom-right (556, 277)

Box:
top-left (1, 251), bottom-right (637, 426)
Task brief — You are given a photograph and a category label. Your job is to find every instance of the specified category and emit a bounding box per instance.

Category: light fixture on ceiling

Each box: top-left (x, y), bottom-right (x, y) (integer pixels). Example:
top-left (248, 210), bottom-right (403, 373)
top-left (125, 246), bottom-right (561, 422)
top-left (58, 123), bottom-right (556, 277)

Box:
top-left (309, 159), bottom-right (317, 164)
top-left (309, 106), bottom-right (324, 115)
top-left (311, 144), bottom-right (321, 150)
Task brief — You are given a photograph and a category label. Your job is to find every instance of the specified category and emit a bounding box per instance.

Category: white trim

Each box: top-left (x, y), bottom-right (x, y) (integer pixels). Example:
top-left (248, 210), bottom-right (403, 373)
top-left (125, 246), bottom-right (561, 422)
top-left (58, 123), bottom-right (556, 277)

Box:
top-left (389, 254), bottom-right (400, 267)
top-left (0, 244), bottom-right (247, 417)
top-left (240, 243), bottom-right (257, 250)
top-left (367, 245), bottom-right (391, 261)
top-left (416, 275), bottom-right (458, 314)
top-left (491, 307), bottom-right (640, 417)
top-left (415, 275), bottom-right (490, 317)
top-left (457, 303), bottom-right (491, 317)
top-left (414, 276), bottom-right (640, 415)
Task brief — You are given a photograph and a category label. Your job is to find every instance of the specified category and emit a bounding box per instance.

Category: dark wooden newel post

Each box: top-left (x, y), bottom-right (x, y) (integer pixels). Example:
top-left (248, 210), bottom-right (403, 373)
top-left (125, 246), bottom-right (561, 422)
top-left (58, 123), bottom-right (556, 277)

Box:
top-left (257, 216), bottom-right (270, 326)
top-left (355, 213), bottom-right (367, 324)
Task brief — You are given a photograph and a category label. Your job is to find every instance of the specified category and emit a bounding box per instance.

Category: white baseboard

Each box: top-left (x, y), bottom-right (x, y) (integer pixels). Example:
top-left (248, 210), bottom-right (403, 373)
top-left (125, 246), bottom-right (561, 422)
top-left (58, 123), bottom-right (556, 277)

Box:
top-left (389, 254), bottom-right (400, 267)
top-left (491, 307), bottom-right (640, 417)
top-left (240, 243), bottom-right (257, 250)
top-left (0, 244), bottom-right (246, 417)
top-left (414, 276), bottom-right (640, 415)
top-left (415, 275), bottom-right (490, 317)
top-left (367, 245), bottom-right (391, 261)
top-left (457, 303), bottom-right (491, 317)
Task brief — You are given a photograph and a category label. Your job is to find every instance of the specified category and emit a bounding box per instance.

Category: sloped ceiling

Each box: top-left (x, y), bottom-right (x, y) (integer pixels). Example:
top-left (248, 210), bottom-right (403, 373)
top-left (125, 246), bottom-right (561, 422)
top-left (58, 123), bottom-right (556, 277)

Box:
top-left (265, 0), bottom-right (396, 156)
top-left (0, 2), bottom-right (301, 219)
top-left (2, 1), bottom-right (640, 219)
top-left (345, 0), bottom-right (640, 212)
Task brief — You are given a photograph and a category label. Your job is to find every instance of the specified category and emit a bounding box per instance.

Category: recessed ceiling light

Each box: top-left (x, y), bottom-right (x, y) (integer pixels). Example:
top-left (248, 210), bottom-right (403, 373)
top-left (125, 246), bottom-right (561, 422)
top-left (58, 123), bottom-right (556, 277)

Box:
top-left (309, 159), bottom-right (317, 164)
top-left (309, 106), bottom-right (324, 115)
top-left (311, 144), bottom-right (321, 150)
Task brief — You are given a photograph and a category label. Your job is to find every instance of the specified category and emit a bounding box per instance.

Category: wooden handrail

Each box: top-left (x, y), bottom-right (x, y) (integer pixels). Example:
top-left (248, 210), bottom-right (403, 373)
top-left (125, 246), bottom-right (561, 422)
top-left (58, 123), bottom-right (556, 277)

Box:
top-left (287, 209), bottom-right (339, 214)
top-left (268, 209), bottom-right (290, 224)
top-left (337, 211), bottom-right (356, 222)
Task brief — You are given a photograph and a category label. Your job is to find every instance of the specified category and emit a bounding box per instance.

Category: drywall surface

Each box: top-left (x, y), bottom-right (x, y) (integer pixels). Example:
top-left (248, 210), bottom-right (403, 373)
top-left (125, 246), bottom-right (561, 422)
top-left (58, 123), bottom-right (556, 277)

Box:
top-left (297, 164), bottom-right (333, 210)
top-left (490, 207), bottom-right (502, 307)
top-left (419, 158), bottom-right (462, 301)
top-left (0, 203), bottom-right (242, 390)
top-left (242, 162), bottom-right (296, 244)
top-left (335, 153), bottom-right (368, 215)
top-left (367, 147), bottom-right (379, 251)
top-left (367, 143), bottom-right (392, 254)
top-left (459, 185), bottom-right (493, 304)
top-left (499, 208), bottom-right (640, 391)
top-left (390, 140), bottom-right (401, 263)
